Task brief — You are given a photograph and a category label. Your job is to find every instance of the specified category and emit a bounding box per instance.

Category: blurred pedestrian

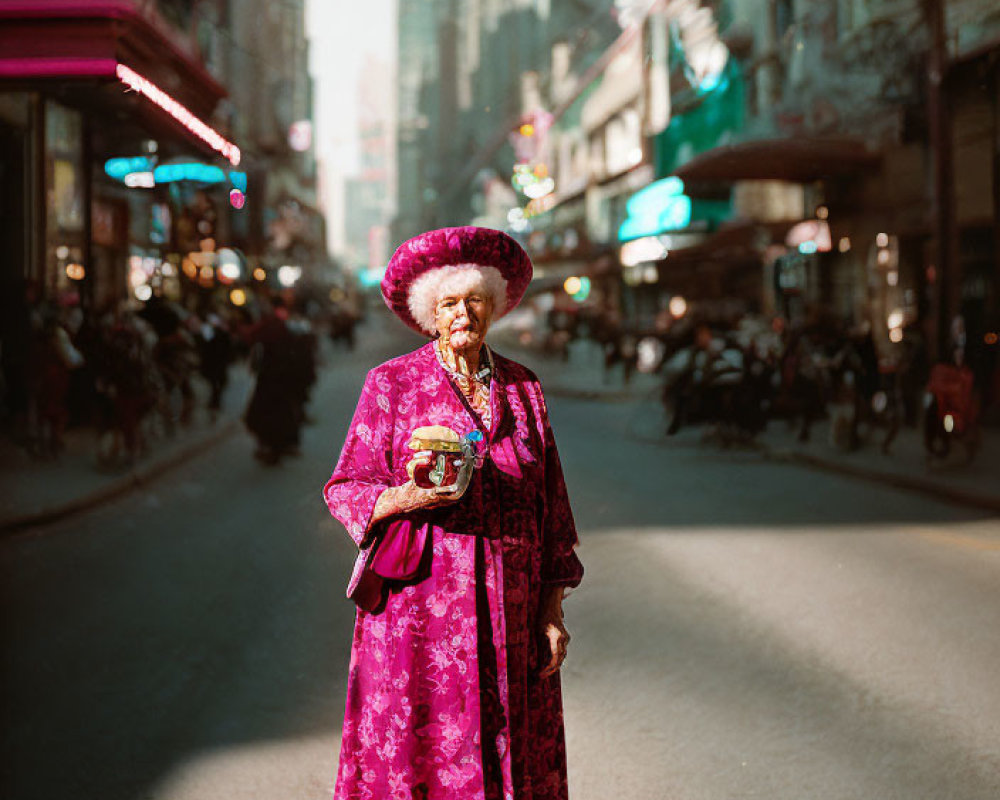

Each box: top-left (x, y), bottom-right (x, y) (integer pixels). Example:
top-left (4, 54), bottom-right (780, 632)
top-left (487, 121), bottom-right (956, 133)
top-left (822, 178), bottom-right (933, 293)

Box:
top-left (153, 322), bottom-right (199, 431)
top-left (287, 309), bottom-right (318, 425)
top-left (95, 308), bottom-right (158, 467)
top-left (665, 323), bottom-right (714, 435)
top-left (244, 298), bottom-right (303, 464)
top-left (197, 312), bottom-right (234, 421)
top-left (322, 227), bottom-right (583, 800)
top-left (328, 301), bottom-right (357, 350)
top-left (31, 311), bottom-right (84, 457)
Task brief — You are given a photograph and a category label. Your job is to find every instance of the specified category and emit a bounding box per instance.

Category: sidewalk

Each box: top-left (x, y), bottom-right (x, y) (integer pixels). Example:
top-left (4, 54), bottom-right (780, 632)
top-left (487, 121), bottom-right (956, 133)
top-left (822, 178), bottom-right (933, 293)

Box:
top-left (760, 418), bottom-right (1000, 515)
top-left (492, 333), bottom-right (664, 402)
top-left (0, 367), bottom-right (253, 534)
top-left (500, 336), bottom-right (1000, 515)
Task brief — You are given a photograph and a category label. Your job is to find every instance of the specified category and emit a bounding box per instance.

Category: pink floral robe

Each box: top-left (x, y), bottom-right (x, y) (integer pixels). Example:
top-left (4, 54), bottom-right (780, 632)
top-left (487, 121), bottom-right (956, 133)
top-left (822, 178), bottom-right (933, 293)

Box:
top-left (323, 341), bottom-right (584, 800)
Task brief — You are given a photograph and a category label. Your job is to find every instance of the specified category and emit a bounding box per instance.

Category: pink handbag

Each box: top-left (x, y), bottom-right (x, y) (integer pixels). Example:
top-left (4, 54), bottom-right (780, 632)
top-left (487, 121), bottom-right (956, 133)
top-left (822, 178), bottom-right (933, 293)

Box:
top-left (369, 519), bottom-right (430, 581)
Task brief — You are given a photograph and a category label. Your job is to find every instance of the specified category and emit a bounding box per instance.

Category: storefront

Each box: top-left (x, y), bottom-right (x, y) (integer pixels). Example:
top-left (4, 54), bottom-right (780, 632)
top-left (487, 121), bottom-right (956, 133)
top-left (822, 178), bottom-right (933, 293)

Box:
top-left (672, 137), bottom-right (884, 326)
top-left (948, 45), bottom-right (1000, 385)
top-left (0, 1), bottom-right (242, 311)
top-left (616, 175), bottom-right (731, 327)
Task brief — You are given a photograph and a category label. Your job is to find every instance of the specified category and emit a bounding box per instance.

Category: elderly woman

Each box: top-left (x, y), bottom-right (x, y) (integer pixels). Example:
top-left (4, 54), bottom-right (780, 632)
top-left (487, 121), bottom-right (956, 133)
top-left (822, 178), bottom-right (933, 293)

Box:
top-left (323, 227), bottom-right (583, 800)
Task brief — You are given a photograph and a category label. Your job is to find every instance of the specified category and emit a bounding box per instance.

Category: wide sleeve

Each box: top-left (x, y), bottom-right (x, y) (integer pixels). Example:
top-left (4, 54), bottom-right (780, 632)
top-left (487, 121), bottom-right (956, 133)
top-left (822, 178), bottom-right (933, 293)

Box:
top-left (323, 369), bottom-right (395, 548)
top-left (539, 394), bottom-right (584, 589)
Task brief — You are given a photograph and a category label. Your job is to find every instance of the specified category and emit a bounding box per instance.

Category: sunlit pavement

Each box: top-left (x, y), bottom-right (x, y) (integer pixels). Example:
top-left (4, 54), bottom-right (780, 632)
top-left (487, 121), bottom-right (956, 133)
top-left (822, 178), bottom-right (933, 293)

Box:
top-left (2, 318), bottom-right (999, 800)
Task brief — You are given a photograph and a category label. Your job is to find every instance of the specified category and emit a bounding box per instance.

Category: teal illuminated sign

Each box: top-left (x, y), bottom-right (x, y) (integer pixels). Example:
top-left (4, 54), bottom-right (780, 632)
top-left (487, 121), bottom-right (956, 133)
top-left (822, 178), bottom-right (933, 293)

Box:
top-left (618, 177), bottom-right (692, 242)
top-left (105, 157), bottom-right (153, 180)
top-left (153, 163), bottom-right (226, 184)
top-left (229, 171), bottom-right (248, 192)
top-left (103, 158), bottom-right (246, 189)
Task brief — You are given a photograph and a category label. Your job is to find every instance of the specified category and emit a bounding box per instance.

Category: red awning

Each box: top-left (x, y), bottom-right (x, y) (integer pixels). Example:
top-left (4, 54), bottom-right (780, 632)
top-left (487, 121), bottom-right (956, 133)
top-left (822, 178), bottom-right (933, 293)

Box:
top-left (673, 138), bottom-right (880, 184)
top-left (0, 0), bottom-right (226, 117)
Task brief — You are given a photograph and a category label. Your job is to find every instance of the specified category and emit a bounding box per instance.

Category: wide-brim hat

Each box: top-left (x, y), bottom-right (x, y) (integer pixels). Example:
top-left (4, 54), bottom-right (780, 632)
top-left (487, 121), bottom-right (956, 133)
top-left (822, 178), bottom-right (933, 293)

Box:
top-left (381, 226), bottom-right (533, 336)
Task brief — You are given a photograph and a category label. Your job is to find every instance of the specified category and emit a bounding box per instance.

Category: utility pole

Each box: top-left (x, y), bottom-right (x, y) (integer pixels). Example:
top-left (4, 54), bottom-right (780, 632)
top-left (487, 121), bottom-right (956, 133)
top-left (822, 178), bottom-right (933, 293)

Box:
top-left (924, 0), bottom-right (955, 359)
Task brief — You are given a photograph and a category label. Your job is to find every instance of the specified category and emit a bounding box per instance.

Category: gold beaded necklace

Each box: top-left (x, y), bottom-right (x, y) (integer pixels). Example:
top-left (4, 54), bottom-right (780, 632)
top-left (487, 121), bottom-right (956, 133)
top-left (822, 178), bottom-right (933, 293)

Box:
top-left (435, 339), bottom-right (492, 427)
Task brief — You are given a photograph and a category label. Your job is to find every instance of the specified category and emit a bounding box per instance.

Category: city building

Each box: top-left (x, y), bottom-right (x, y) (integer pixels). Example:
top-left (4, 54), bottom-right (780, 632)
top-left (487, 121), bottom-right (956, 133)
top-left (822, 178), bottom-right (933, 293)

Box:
top-left (393, 0), bottom-right (622, 239)
top-left (343, 55), bottom-right (394, 281)
top-left (392, 0), bottom-right (999, 369)
top-left (0, 0), bottom-right (324, 316)
top-left (663, 0), bottom-right (999, 363)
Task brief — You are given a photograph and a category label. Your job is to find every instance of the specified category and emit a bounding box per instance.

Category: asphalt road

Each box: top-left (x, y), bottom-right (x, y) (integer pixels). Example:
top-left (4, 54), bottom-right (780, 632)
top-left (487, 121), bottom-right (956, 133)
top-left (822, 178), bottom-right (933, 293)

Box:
top-left (3, 321), bottom-right (999, 800)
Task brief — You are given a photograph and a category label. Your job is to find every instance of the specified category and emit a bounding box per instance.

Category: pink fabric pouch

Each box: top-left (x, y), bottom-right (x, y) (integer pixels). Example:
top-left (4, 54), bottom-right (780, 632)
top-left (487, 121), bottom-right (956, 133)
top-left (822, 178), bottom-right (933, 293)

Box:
top-left (369, 519), bottom-right (429, 581)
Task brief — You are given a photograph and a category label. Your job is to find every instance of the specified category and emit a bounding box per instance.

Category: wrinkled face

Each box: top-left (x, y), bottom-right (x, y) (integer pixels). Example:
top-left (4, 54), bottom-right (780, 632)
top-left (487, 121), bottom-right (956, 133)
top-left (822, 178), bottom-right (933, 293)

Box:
top-left (433, 288), bottom-right (494, 350)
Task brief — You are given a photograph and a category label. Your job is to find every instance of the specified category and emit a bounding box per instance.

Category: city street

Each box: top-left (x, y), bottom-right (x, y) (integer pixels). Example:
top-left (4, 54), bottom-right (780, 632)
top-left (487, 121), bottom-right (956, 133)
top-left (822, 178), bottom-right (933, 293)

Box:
top-left (2, 326), bottom-right (999, 800)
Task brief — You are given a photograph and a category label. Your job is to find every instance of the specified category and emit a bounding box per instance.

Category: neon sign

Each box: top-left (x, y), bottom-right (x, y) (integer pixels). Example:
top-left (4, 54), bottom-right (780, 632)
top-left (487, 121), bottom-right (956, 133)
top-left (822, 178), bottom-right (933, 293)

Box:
top-left (124, 171), bottom-right (155, 188)
top-left (116, 64), bottom-right (241, 166)
top-left (618, 177), bottom-right (692, 242)
top-left (103, 157), bottom-right (246, 191)
top-left (105, 156), bottom-right (152, 180)
top-left (153, 163), bottom-right (227, 184)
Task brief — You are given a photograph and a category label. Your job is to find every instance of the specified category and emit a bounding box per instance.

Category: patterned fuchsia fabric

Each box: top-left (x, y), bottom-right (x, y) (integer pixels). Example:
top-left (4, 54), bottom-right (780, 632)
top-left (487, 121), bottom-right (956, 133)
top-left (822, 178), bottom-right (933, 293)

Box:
top-left (381, 226), bottom-right (533, 335)
top-left (323, 342), bottom-right (583, 800)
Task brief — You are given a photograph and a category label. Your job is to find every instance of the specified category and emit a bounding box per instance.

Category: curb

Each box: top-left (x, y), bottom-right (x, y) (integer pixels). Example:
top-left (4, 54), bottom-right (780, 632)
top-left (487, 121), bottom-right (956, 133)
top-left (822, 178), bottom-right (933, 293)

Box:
top-left (543, 371), bottom-right (1000, 515)
top-left (764, 447), bottom-right (1000, 516)
top-left (0, 418), bottom-right (240, 536)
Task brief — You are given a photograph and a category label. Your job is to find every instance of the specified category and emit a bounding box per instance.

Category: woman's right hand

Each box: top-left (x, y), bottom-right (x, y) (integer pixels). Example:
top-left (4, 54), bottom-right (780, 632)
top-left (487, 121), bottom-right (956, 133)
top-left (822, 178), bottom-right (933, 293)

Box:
top-left (370, 451), bottom-right (466, 526)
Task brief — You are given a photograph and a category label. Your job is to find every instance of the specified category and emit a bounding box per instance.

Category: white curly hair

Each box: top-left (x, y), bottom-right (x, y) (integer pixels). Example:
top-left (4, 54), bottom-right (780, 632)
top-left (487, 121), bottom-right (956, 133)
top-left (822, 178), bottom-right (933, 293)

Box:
top-left (407, 263), bottom-right (508, 335)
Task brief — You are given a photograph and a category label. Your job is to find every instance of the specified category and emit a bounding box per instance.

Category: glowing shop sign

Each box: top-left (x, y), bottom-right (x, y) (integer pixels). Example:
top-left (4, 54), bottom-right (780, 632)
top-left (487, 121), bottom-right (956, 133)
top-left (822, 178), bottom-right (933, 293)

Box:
top-left (153, 163), bottom-right (227, 184)
top-left (116, 64), bottom-right (241, 165)
top-left (620, 236), bottom-right (668, 267)
top-left (618, 177), bottom-right (692, 242)
top-left (104, 156), bottom-right (246, 190)
top-left (124, 171), bottom-right (156, 188)
top-left (105, 156), bottom-right (153, 180)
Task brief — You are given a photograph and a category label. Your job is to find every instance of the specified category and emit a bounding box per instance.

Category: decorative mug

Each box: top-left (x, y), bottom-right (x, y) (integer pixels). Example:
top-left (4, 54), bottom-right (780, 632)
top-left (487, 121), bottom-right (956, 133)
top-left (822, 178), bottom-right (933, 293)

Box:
top-left (407, 426), bottom-right (484, 490)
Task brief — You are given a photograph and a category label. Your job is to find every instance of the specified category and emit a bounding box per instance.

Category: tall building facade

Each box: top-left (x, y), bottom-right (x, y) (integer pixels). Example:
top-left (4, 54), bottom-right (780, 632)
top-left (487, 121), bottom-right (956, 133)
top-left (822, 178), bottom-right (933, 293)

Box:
top-left (344, 55), bottom-right (395, 275)
top-left (393, 0), bottom-right (621, 242)
top-left (393, 0), bottom-right (1000, 374)
top-left (394, 0), bottom-right (443, 243)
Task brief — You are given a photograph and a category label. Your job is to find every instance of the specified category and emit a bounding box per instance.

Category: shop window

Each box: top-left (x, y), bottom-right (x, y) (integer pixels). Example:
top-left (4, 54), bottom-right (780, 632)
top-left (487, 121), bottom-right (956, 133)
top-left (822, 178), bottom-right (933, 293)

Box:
top-left (45, 103), bottom-right (83, 233)
top-left (44, 102), bottom-right (84, 300)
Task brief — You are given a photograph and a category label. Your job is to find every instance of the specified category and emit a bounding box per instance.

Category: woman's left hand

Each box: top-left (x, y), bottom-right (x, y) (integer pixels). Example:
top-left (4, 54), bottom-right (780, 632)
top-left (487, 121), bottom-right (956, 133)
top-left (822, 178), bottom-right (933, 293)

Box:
top-left (538, 587), bottom-right (570, 679)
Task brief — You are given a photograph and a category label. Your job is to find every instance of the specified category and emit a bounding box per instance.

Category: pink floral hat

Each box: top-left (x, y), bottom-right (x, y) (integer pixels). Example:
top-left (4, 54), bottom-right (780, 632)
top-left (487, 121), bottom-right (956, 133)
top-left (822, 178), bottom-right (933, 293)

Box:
top-left (381, 226), bottom-right (533, 336)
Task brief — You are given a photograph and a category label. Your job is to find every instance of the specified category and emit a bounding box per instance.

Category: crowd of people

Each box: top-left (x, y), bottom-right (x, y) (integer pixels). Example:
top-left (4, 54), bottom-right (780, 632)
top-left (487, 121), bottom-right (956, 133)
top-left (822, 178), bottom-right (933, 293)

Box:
top-left (0, 283), bottom-right (344, 470)
top-left (542, 300), bottom-right (999, 456)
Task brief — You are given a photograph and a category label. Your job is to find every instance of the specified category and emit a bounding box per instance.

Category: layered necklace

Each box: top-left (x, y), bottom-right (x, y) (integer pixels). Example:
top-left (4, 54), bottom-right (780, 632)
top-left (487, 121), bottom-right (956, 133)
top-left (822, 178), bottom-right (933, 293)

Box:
top-left (435, 339), bottom-right (493, 428)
